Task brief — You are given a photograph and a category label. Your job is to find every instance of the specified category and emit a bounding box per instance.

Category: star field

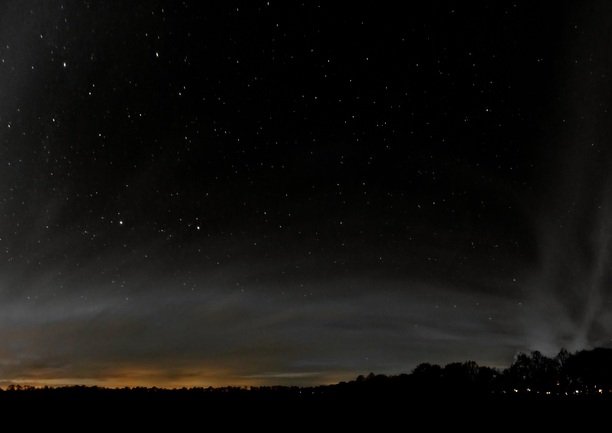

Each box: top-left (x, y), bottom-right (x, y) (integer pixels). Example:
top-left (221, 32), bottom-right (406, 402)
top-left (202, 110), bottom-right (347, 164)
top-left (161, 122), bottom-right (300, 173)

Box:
top-left (1, 1), bottom-right (611, 388)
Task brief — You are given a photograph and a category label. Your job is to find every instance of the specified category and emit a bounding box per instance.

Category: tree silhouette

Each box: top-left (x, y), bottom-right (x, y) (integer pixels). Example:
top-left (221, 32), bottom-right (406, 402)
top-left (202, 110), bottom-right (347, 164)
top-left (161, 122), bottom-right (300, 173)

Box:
top-left (562, 347), bottom-right (612, 393)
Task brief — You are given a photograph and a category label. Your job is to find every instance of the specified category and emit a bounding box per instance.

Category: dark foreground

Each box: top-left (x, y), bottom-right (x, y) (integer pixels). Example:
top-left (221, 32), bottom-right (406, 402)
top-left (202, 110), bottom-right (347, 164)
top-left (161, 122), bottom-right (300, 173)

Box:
top-left (1, 385), bottom-right (608, 429)
top-left (7, 348), bottom-right (612, 427)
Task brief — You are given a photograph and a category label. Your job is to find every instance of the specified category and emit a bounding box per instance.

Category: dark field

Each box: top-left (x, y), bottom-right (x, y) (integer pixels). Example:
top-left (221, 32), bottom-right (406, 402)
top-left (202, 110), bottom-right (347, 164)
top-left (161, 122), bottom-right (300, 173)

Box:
top-left (2, 381), bottom-right (608, 429)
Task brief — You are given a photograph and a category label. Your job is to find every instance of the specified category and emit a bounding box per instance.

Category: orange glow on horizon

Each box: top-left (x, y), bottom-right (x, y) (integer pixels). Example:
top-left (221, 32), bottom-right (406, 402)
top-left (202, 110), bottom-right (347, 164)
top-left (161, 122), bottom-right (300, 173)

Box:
top-left (1, 367), bottom-right (354, 390)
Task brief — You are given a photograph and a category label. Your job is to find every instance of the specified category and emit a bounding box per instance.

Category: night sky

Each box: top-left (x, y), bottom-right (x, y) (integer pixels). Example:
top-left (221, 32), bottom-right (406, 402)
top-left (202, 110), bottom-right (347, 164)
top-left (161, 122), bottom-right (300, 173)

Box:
top-left (2, 1), bottom-right (612, 389)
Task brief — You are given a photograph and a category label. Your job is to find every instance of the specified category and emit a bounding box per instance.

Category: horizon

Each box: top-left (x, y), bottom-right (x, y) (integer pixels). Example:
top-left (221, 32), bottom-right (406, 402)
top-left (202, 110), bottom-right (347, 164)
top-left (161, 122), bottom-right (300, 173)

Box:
top-left (1, 344), bottom-right (603, 390)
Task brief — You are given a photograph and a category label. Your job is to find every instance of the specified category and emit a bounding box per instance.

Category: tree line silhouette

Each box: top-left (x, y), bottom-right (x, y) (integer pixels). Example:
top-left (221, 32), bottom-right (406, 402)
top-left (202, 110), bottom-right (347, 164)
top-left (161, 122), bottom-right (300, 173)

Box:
top-left (1, 347), bottom-right (610, 426)
top-left (2, 347), bottom-right (611, 401)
